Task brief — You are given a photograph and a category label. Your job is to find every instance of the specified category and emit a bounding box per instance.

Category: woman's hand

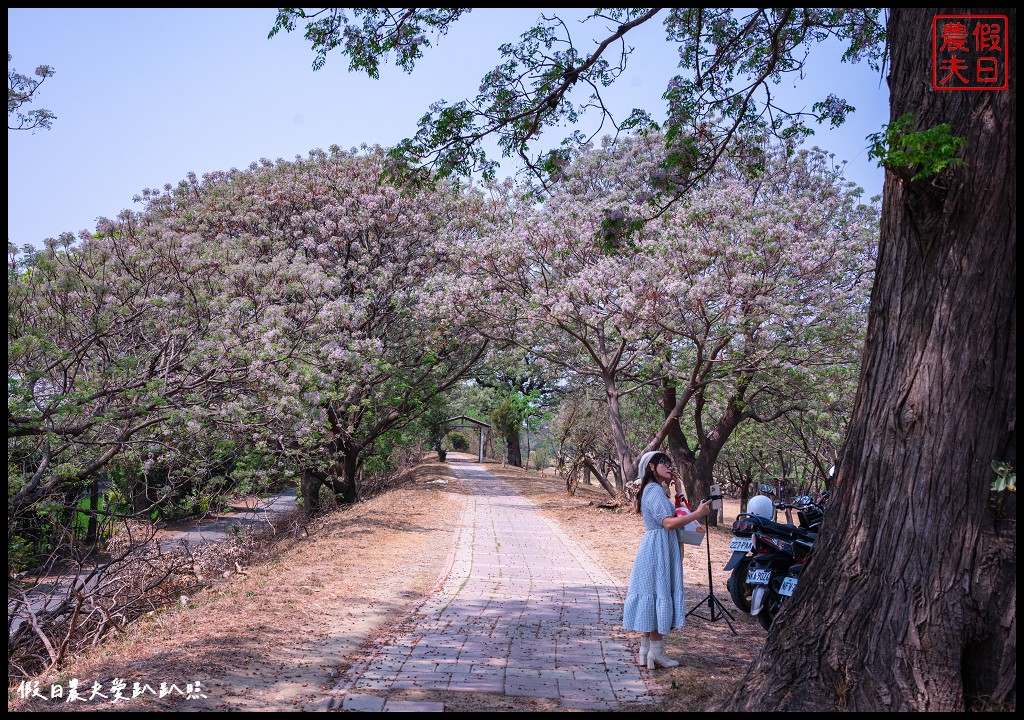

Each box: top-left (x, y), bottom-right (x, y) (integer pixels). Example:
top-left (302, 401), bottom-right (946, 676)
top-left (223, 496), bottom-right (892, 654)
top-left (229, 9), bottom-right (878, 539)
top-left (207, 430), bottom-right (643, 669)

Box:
top-left (694, 499), bottom-right (712, 519)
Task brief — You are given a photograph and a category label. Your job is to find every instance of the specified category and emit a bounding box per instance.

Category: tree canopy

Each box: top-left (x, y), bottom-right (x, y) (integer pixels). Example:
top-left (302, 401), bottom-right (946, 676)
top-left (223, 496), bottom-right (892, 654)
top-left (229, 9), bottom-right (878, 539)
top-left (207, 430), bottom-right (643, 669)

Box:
top-left (274, 6), bottom-right (1015, 711)
top-left (7, 52), bottom-right (56, 132)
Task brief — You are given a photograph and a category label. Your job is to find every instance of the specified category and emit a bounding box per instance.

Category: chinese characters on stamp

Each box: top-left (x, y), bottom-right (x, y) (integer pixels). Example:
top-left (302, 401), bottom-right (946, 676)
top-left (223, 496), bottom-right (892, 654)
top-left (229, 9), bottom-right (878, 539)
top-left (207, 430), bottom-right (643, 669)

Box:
top-left (933, 14), bottom-right (1009, 90)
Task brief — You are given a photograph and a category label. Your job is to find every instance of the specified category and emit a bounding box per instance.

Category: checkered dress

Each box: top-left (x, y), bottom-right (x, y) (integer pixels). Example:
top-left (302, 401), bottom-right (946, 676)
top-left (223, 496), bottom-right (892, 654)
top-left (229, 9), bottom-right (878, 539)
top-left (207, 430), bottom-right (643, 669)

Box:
top-left (621, 482), bottom-right (686, 633)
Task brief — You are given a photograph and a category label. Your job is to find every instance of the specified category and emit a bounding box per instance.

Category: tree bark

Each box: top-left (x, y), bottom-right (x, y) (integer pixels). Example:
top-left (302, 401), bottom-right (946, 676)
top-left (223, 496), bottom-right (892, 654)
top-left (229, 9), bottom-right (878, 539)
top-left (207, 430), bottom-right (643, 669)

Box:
top-left (334, 452), bottom-right (359, 505)
top-left (131, 472), bottom-right (157, 516)
top-left (662, 379), bottom-right (698, 499)
top-left (300, 468), bottom-right (324, 520)
top-left (581, 456), bottom-right (619, 497)
top-left (603, 374), bottom-right (633, 491)
top-left (724, 7), bottom-right (1016, 711)
top-left (675, 394), bottom-right (747, 527)
top-left (505, 427), bottom-right (523, 467)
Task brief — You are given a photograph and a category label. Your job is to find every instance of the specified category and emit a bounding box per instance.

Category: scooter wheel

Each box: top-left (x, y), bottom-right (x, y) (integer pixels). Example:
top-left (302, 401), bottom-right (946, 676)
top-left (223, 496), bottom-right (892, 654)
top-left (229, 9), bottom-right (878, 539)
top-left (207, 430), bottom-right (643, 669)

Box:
top-left (727, 558), bottom-right (753, 613)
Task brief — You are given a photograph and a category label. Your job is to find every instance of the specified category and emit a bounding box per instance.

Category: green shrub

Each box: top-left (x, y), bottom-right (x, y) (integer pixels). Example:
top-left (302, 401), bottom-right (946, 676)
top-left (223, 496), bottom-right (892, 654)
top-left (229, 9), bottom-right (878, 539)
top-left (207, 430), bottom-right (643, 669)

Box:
top-left (448, 432), bottom-right (470, 452)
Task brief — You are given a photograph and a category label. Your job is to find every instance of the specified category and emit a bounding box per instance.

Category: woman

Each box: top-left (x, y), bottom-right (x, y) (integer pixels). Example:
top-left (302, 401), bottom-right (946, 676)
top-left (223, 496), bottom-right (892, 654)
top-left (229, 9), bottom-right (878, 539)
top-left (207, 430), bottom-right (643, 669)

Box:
top-left (622, 450), bottom-right (712, 669)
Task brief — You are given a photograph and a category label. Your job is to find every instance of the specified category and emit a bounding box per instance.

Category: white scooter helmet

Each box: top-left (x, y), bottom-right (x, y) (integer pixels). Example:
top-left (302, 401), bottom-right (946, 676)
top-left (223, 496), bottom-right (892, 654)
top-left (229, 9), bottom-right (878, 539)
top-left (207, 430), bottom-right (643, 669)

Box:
top-left (747, 494), bottom-right (774, 518)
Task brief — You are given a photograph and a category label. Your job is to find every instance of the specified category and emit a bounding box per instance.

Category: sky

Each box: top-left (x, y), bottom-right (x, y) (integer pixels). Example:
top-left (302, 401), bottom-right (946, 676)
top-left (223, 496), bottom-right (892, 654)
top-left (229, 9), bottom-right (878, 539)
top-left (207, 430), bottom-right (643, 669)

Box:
top-left (8, 8), bottom-right (890, 250)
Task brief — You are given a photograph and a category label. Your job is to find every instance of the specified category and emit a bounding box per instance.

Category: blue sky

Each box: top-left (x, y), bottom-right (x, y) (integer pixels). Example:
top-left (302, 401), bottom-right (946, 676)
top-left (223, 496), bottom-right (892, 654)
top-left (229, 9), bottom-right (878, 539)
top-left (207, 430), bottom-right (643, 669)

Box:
top-left (8, 8), bottom-right (889, 249)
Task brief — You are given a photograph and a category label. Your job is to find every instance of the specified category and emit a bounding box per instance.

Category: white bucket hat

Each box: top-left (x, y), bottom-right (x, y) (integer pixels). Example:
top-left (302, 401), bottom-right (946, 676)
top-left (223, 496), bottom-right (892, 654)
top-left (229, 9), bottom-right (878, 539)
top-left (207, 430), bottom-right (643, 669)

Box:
top-left (636, 450), bottom-right (667, 481)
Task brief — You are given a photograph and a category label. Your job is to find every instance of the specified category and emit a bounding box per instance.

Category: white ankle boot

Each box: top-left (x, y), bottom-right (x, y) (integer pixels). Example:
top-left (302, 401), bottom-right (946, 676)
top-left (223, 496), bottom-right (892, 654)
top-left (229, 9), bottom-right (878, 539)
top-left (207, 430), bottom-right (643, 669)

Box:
top-left (646, 640), bottom-right (679, 669)
top-left (637, 636), bottom-right (650, 666)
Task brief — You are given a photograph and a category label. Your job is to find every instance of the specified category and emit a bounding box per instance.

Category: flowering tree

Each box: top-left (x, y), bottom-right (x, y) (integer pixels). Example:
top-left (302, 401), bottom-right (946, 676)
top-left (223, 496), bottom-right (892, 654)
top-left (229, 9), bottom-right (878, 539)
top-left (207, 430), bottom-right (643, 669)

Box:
top-left (456, 174), bottom-right (661, 489)
top-left (450, 135), bottom-right (875, 502)
top-left (131, 146), bottom-right (489, 513)
top-left (9, 144), bottom-right (489, 546)
top-left (279, 7), bottom-right (1015, 710)
top-left (7, 52), bottom-right (56, 132)
top-left (632, 143), bottom-right (877, 504)
top-left (8, 227), bottom-right (248, 534)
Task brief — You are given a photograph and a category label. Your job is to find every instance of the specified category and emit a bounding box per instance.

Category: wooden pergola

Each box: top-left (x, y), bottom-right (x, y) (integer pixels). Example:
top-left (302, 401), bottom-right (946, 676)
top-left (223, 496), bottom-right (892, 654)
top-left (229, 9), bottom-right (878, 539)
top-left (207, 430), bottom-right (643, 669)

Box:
top-left (446, 415), bottom-right (491, 463)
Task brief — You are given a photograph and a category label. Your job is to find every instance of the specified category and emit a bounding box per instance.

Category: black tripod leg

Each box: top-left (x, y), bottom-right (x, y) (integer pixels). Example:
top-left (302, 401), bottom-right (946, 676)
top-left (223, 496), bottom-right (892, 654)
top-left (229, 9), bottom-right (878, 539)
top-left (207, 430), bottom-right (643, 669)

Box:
top-left (686, 591), bottom-right (738, 634)
top-left (709, 593), bottom-right (738, 633)
top-left (683, 530), bottom-right (739, 635)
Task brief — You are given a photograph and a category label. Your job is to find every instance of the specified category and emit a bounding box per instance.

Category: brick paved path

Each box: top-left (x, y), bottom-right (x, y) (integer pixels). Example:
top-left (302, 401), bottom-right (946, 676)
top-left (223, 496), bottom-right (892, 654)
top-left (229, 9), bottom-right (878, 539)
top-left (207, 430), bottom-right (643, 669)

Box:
top-left (318, 459), bottom-right (656, 712)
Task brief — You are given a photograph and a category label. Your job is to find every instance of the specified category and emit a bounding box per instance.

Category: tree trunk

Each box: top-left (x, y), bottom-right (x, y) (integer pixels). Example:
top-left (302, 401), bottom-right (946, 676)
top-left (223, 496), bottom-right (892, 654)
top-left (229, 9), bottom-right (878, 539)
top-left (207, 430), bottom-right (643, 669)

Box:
top-left (724, 8), bottom-right (1016, 711)
top-left (85, 476), bottom-right (100, 545)
top-left (300, 468), bottom-right (324, 520)
top-left (582, 457), bottom-right (619, 497)
top-left (603, 375), bottom-right (633, 492)
top-left (662, 379), bottom-right (698, 500)
top-left (131, 472), bottom-right (156, 516)
top-left (684, 397), bottom-right (747, 527)
top-left (334, 452), bottom-right (359, 505)
top-left (505, 427), bottom-right (523, 467)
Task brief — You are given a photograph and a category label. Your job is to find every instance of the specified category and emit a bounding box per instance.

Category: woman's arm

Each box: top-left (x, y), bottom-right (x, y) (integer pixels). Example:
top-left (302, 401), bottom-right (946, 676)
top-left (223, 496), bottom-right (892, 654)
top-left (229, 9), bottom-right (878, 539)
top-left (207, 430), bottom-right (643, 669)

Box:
top-left (669, 470), bottom-right (687, 510)
top-left (661, 499), bottom-right (712, 530)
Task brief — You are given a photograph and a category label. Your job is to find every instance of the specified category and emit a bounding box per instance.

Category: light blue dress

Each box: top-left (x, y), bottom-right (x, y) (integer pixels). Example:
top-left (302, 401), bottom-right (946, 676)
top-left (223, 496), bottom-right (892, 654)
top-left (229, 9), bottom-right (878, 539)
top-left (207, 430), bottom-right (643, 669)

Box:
top-left (622, 482), bottom-right (686, 633)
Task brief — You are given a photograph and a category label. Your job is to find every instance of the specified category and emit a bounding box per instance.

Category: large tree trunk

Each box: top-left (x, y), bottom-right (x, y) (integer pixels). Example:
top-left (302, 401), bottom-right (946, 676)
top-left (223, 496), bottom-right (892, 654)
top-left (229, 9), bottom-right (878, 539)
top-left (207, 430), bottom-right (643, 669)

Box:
top-left (662, 379), bottom-right (698, 499)
top-left (130, 472), bottom-right (157, 515)
top-left (724, 7), bottom-right (1016, 712)
top-left (676, 394), bottom-right (747, 527)
top-left (333, 452), bottom-right (359, 505)
top-left (505, 427), bottom-right (523, 467)
top-left (603, 375), bottom-right (633, 492)
top-left (300, 468), bottom-right (324, 520)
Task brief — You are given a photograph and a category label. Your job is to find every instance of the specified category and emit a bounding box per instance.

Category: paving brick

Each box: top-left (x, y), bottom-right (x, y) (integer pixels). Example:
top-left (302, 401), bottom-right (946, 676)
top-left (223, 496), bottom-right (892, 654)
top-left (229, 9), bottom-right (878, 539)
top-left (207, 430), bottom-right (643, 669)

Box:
top-left (382, 699), bottom-right (444, 712)
top-left (341, 693), bottom-right (386, 712)
top-left (318, 461), bottom-right (657, 711)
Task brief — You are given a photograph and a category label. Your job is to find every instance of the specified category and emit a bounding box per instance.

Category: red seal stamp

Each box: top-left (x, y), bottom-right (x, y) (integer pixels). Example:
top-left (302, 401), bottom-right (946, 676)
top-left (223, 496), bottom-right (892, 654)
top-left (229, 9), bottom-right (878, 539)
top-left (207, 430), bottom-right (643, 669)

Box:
top-left (932, 14), bottom-right (1009, 90)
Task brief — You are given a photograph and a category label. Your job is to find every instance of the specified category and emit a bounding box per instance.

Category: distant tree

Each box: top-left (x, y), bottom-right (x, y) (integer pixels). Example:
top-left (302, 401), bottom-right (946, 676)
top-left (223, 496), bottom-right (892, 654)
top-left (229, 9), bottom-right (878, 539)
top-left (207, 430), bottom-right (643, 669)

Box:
top-left (449, 136), bottom-right (875, 502)
top-left (133, 147), bottom-right (488, 514)
top-left (550, 384), bottom-right (622, 497)
top-left (447, 431), bottom-right (469, 452)
top-left (418, 399), bottom-right (452, 462)
top-left (487, 393), bottom-right (524, 467)
top-left (473, 346), bottom-right (558, 467)
top-left (8, 52), bottom-right (56, 132)
top-left (277, 7), bottom-right (1016, 711)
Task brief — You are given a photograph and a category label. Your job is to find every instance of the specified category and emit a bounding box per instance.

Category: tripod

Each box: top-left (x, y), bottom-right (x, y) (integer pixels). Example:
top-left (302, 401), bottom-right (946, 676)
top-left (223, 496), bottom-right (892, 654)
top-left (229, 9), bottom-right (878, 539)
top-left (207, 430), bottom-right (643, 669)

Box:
top-left (685, 519), bottom-right (738, 634)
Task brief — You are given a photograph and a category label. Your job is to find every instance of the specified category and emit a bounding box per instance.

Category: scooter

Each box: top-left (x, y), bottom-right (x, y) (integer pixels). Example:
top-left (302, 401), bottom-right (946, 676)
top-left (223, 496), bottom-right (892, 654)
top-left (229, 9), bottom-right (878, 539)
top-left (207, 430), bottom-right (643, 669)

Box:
top-left (744, 521), bottom-right (817, 629)
top-left (757, 529), bottom-right (817, 629)
top-left (723, 493), bottom-right (824, 622)
top-left (723, 494), bottom-right (772, 614)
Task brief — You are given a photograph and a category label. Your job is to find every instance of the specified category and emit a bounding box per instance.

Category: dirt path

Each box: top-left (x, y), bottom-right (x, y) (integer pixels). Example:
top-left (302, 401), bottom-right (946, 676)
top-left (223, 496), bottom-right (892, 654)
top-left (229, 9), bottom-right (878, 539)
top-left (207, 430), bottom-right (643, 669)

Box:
top-left (9, 455), bottom-right (763, 712)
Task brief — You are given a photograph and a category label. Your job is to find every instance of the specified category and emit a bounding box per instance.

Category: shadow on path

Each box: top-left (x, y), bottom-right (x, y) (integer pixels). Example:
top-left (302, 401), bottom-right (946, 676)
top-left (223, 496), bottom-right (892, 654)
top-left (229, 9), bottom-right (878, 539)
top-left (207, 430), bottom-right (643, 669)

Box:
top-left (314, 458), bottom-right (657, 712)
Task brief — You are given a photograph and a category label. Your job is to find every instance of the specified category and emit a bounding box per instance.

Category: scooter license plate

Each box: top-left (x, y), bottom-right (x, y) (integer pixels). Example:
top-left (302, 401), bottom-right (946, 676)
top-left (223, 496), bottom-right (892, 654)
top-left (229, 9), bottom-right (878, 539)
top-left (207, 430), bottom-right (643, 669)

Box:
top-left (778, 576), bottom-right (798, 597)
top-left (728, 537), bottom-right (754, 552)
top-left (746, 568), bottom-right (772, 585)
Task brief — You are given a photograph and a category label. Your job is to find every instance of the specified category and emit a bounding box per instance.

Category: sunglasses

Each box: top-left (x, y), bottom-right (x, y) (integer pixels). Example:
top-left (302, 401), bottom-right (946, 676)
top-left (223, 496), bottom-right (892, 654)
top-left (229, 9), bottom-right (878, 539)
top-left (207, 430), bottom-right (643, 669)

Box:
top-left (655, 458), bottom-right (674, 469)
